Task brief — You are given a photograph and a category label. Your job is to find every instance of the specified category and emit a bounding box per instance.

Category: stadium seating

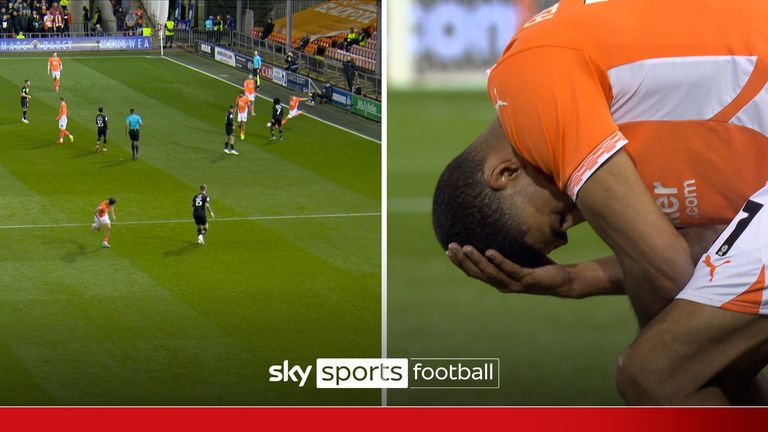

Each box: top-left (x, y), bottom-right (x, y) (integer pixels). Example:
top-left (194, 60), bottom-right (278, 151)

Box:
top-left (324, 47), bottom-right (376, 71)
top-left (350, 45), bottom-right (376, 60)
top-left (247, 25), bottom-right (378, 72)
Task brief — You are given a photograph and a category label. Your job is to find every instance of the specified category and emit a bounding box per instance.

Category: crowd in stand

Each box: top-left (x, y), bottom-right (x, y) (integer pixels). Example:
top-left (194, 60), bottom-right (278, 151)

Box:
top-left (0, 0), bottom-right (74, 38)
top-left (0, 0), bottom-right (155, 38)
top-left (339, 26), bottom-right (372, 51)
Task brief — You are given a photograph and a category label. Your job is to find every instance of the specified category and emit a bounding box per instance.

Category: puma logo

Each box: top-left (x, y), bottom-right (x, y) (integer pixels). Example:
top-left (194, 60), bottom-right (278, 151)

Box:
top-left (703, 254), bottom-right (731, 282)
top-left (493, 88), bottom-right (508, 113)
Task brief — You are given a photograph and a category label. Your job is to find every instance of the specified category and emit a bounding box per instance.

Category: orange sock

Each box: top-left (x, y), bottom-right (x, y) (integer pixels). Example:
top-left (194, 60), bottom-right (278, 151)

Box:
top-left (103, 236), bottom-right (109, 243)
top-left (54, 78), bottom-right (59, 89)
top-left (58, 130), bottom-right (64, 140)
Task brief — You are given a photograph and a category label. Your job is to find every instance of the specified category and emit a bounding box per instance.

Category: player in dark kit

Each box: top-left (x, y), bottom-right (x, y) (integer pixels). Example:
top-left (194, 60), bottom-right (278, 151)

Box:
top-left (20, 80), bottom-right (31, 124)
top-left (95, 107), bottom-right (109, 152)
top-left (267, 97), bottom-right (284, 141)
top-left (224, 105), bottom-right (238, 155)
top-left (193, 184), bottom-right (215, 245)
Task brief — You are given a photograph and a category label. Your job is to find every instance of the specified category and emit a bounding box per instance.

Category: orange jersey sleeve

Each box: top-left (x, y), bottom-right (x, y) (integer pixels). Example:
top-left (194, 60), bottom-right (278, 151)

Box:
top-left (244, 80), bottom-right (256, 93)
top-left (487, 47), bottom-right (621, 196)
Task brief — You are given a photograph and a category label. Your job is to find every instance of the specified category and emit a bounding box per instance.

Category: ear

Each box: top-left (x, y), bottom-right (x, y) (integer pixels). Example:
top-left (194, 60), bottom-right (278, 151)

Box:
top-left (487, 159), bottom-right (521, 191)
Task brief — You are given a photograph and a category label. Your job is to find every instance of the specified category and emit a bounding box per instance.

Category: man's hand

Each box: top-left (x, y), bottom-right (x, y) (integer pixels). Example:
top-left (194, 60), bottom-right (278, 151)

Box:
top-left (447, 243), bottom-right (576, 297)
top-left (447, 243), bottom-right (626, 299)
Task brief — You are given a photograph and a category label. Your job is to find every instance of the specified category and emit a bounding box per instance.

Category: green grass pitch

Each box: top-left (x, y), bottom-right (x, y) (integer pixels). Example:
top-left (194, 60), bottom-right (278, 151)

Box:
top-left (387, 90), bottom-right (638, 405)
top-left (0, 52), bottom-right (380, 405)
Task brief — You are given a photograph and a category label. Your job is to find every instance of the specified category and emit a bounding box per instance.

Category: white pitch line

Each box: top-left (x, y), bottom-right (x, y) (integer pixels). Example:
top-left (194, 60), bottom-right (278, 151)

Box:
top-left (0, 55), bottom-right (157, 60)
top-left (160, 55), bottom-right (382, 144)
top-left (0, 211), bottom-right (381, 230)
top-left (0, 53), bottom-right (381, 143)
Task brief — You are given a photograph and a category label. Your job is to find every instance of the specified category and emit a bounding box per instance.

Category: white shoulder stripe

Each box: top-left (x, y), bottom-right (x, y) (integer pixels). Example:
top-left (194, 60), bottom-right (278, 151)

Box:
top-left (608, 55), bottom-right (756, 123)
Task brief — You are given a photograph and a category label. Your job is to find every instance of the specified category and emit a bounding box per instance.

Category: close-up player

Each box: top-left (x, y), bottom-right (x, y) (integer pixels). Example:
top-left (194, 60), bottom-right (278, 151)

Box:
top-left (433, 0), bottom-right (768, 405)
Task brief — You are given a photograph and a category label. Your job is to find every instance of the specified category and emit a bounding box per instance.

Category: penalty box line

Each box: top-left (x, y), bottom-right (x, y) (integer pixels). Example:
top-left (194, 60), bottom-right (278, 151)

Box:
top-left (0, 212), bottom-right (381, 230)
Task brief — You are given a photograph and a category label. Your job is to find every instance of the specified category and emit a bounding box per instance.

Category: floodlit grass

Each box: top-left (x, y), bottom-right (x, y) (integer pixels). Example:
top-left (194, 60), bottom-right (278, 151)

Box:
top-left (0, 52), bottom-right (381, 405)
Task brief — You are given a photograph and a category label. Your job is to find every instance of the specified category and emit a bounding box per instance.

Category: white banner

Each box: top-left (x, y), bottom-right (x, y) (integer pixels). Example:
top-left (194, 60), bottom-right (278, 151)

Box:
top-left (214, 46), bottom-right (236, 67)
top-left (272, 67), bottom-right (287, 87)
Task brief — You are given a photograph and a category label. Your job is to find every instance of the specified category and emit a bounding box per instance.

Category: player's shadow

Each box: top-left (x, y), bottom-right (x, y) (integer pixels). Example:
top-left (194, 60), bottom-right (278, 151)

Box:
top-left (101, 158), bottom-right (132, 168)
top-left (209, 153), bottom-right (230, 163)
top-left (61, 240), bottom-right (101, 263)
top-left (71, 152), bottom-right (98, 159)
top-left (0, 120), bottom-right (16, 128)
top-left (162, 241), bottom-right (200, 258)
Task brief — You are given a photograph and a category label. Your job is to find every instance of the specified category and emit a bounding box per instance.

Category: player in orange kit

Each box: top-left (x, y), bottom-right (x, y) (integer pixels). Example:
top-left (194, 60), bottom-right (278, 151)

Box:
top-left (244, 74), bottom-right (257, 115)
top-left (91, 197), bottom-right (117, 248)
top-left (236, 91), bottom-right (249, 140)
top-left (434, 0), bottom-right (768, 405)
top-left (47, 51), bottom-right (62, 93)
top-left (281, 95), bottom-right (310, 127)
top-left (56, 97), bottom-right (74, 144)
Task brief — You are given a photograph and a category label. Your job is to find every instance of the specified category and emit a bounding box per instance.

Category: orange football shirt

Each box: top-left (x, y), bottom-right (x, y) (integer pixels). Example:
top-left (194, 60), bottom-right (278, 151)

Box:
top-left (48, 56), bottom-right (62, 72)
top-left (487, 0), bottom-right (768, 227)
top-left (289, 96), bottom-right (301, 111)
top-left (57, 100), bottom-right (67, 120)
top-left (236, 96), bottom-right (249, 113)
top-left (244, 79), bottom-right (256, 94)
top-left (96, 200), bottom-right (110, 217)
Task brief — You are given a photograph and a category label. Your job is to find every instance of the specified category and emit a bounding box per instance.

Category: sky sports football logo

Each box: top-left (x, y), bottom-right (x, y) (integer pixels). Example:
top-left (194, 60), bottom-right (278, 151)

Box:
top-left (268, 358), bottom-right (499, 389)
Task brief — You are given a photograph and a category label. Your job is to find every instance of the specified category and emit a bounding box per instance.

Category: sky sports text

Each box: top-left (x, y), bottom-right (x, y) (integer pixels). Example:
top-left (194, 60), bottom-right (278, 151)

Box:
top-left (268, 358), bottom-right (500, 389)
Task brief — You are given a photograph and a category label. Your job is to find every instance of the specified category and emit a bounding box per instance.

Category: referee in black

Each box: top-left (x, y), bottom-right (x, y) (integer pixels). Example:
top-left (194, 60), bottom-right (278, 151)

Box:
top-left (21, 80), bottom-right (31, 124)
top-left (95, 107), bottom-right (109, 152)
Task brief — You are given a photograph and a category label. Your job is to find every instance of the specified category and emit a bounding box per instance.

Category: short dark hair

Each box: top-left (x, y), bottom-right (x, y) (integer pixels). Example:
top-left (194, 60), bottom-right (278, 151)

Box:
top-left (432, 146), bottom-right (550, 268)
top-left (108, 197), bottom-right (117, 205)
top-left (273, 97), bottom-right (281, 105)
top-left (98, 107), bottom-right (103, 113)
top-left (200, 184), bottom-right (207, 191)
top-left (129, 108), bottom-right (135, 113)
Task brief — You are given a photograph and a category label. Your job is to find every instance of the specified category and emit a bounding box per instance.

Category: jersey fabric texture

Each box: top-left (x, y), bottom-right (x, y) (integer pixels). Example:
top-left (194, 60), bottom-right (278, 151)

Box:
top-left (487, 0), bottom-right (768, 228)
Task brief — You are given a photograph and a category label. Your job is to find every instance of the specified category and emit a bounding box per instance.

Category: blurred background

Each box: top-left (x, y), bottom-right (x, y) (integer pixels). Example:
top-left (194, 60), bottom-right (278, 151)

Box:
top-left (387, 0), bottom-right (639, 405)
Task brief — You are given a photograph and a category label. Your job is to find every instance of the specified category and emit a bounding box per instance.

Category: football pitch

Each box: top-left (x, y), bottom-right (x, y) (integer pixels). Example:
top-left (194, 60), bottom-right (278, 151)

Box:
top-left (0, 52), bottom-right (381, 405)
top-left (387, 90), bottom-right (637, 405)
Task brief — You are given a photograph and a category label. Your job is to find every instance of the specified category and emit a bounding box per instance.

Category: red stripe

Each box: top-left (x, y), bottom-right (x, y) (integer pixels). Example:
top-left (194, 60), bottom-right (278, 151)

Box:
top-left (2, 407), bottom-right (768, 432)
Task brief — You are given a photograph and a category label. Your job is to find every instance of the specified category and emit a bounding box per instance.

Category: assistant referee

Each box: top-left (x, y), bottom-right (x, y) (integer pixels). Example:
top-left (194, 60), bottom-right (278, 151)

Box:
top-left (125, 108), bottom-right (143, 161)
